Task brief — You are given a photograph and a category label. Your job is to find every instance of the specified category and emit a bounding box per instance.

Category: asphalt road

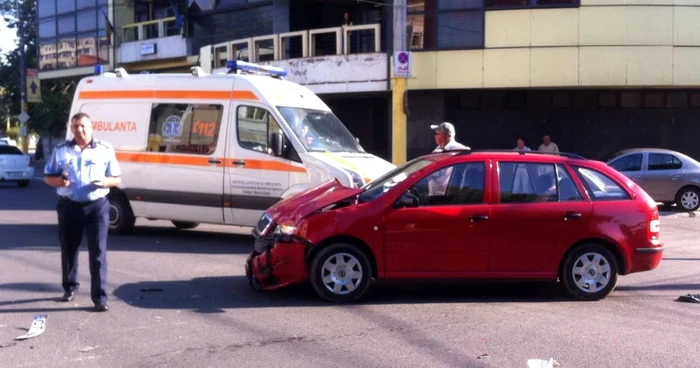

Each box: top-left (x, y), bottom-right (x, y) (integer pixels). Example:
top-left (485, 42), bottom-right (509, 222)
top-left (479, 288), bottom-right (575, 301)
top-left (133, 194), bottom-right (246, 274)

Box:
top-left (1, 177), bottom-right (699, 368)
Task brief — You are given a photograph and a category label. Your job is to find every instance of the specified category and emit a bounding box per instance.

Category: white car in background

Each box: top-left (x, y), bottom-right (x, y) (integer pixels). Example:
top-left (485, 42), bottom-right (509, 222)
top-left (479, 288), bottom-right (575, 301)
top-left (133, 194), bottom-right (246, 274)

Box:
top-left (0, 137), bottom-right (18, 146)
top-left (0, 144), bottom-right (34, 187)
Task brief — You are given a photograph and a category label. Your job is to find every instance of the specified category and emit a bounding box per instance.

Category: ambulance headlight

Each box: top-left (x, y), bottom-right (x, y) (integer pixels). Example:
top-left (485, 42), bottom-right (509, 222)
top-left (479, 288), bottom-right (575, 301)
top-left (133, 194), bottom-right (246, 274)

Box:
top-left (343, 169), bottom-right (364, 188)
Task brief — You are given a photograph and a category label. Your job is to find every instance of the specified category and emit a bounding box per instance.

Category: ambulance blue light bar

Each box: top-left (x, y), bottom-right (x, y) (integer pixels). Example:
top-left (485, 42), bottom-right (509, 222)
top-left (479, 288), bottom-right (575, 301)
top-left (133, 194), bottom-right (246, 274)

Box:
top-left (94, 64), bottom-right (104, 75)
top-left (226, 60), bottom-right (287, 77)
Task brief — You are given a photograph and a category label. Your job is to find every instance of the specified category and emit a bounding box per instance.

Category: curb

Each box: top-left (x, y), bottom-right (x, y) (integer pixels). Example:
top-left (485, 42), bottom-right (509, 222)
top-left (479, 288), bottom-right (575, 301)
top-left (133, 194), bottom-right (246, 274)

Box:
top-left (659, 211), bottom-right (698, 219)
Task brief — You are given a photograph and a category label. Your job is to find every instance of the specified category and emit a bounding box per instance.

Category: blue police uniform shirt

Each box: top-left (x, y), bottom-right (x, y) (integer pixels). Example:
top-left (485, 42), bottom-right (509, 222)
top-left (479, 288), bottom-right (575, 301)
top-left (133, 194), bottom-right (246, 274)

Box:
top-left (44, 138), bottom-right (121, 202)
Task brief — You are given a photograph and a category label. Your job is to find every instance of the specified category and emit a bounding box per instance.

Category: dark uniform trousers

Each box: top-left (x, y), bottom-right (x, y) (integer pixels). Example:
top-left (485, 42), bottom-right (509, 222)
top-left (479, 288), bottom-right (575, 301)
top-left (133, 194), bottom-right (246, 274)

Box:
top-left (57, 195), bottom-right (109, 304)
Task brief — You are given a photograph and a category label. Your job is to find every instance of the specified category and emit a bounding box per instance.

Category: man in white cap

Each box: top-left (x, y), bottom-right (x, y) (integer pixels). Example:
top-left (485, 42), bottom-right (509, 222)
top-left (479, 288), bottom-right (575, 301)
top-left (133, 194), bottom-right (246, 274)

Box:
top-left (431, 122), bottom-right (469, 153)
top-left (426, 122), bottom-right (469, 197)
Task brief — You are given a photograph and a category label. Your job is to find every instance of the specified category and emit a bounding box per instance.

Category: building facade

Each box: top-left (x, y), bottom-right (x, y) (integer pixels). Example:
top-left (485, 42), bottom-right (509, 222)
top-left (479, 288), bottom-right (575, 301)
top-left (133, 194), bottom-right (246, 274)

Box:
top-left (36, 0), bottom-right (700, 163)
top-left (399, 0), bottom-right (700, 162)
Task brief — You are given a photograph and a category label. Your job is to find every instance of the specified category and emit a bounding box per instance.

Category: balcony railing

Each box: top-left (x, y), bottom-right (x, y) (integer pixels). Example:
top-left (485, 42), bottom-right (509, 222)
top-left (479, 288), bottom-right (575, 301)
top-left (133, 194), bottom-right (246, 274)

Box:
top-left (203, 23), bottom-right (382, 70)
top-left (122, 17), bottom-right (181, 43)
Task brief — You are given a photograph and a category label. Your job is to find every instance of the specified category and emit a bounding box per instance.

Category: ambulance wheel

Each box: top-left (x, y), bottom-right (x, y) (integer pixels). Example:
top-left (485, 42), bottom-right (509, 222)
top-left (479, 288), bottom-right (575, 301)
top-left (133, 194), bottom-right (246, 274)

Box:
top-left (108, 194), bottom-right (135, 235)
top-left (172, 221), bottom-right (199, 230)
top-left (16, 180), bottom-right (30, 188)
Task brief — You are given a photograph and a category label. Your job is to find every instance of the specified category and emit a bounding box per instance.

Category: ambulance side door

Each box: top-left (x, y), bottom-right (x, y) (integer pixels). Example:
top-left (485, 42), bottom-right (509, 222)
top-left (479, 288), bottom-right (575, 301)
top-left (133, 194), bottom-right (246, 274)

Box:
top-left (223, 101), bottom-right (297, 226)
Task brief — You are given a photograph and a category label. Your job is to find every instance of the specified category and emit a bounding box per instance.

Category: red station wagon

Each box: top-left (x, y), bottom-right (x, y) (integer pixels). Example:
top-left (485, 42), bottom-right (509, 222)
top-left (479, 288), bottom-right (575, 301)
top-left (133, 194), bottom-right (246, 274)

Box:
top-left (245, 150), bottom-right (664, 303)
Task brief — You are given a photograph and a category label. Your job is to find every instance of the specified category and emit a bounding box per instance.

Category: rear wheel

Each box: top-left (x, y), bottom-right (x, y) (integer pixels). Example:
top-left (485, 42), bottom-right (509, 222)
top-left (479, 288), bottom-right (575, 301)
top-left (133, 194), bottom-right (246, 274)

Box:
top-left (309, 243), bottom-right (372, 303)
top-left (16, 180), bottom-right (30, 188)
top-left (172, 221), bottom-right (199, 229)
top-left (675, 187), bottom-right (700, 212)
top-left (108, 194), bottom-right (135, 235)
top-left (561, 243), bottom-right (618, 301)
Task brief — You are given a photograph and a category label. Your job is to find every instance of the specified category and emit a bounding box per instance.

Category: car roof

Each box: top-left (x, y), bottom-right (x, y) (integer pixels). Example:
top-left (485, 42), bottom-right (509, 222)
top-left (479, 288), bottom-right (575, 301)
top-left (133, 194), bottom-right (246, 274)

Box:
top-left (430, 149), bottom-right (589, 163)
top-left (614, 148), bottom-right (682, 155)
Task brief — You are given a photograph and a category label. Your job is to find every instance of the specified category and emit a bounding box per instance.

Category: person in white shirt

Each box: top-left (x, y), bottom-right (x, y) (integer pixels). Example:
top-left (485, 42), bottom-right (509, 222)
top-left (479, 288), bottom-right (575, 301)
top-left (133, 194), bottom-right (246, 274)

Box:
top-left (538, 134), bottom-right (559, 153)
top-left (514, 138), bottom-right (531, 152)
top-left (431, 122), bottom-right (469, 153)
top-left (427, 122), bottom-right (468, 196)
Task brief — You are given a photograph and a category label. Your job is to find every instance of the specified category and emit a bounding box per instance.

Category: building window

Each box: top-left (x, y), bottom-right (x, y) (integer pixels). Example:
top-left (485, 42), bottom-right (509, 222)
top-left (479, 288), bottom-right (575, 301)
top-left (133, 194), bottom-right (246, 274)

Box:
top-left (407, 0), bottom-right (484, 50)
top-left (37, 0), bottom-right (110, 72)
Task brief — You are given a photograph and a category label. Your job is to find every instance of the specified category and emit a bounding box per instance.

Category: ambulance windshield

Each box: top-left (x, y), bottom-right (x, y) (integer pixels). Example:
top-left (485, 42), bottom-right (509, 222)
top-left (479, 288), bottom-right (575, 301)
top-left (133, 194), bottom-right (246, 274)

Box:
top-left (277, 107), bottom-right (365, 153)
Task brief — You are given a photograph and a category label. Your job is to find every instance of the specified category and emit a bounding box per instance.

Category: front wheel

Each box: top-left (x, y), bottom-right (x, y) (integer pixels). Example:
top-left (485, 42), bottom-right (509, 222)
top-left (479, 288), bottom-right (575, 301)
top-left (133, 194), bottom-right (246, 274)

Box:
top-left (309, 243), bottom-right (372, 303)
top-left (561, 243), bottom-right (618, 301)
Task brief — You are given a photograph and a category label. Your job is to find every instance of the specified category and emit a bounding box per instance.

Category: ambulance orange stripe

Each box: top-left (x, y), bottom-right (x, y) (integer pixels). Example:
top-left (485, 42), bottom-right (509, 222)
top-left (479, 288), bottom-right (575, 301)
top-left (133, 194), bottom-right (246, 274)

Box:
top-left (80, 90), bottom-right (154, 99)
top-left (115, 152), bottom-right (306, 173)
top-left (79, 90), bottom-right (259, 101)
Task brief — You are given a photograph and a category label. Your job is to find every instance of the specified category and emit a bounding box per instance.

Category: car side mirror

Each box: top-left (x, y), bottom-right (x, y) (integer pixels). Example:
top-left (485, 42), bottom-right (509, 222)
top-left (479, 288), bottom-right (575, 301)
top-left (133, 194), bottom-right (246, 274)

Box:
top-left (270, 132), bottom-right (284, 157)
top-left (355, 137), bottom-right (360, 144)
top-left (394, 192), bottom-right (419, 209)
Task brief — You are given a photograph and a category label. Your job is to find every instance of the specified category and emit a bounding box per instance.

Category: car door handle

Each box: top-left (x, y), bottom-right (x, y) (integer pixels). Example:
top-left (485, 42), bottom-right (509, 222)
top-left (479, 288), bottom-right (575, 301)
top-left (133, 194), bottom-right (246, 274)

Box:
top-left (232, 160), bottom-right (246, 166)
top-left (671, 175), bottom-right (680, 180)
top-left (564, 212), bottom-right (582, 220)
top-left (207, 159), bottom-right (222, 165)
top-left (470, 215), bottom-right (489, 222)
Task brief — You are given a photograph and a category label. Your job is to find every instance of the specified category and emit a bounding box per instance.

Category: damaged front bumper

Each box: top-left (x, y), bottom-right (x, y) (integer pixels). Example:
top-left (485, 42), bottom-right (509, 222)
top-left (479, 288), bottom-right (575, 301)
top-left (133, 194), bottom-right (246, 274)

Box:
top-left (245, 228), bottom-right (314, 291)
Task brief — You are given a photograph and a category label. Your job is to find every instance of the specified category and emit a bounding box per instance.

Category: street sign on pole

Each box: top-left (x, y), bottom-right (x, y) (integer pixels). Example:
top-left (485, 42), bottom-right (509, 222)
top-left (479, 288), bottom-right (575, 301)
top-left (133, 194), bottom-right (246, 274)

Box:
top-left (17, 111), bottom-right (30, 124)
top-left (26, 68), bottom-right (41, 103)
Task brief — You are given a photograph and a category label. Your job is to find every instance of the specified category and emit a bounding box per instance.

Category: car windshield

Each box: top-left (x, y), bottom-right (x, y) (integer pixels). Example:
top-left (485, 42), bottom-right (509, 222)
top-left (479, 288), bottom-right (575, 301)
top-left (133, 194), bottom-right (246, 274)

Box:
top-left (357, 157), bottom-right (437, 203)
top-left (277, 106), bottom-right (364, 153)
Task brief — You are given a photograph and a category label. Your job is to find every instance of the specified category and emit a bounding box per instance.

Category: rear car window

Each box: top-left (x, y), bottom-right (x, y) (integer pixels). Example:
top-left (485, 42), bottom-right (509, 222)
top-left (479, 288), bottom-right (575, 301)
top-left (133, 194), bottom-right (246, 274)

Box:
top-left (0, 145), bottom-right (24, 155)
top-left (498, 162), bottom-right (558, 203)
top-left (574, 167), bottom-right (631, 201)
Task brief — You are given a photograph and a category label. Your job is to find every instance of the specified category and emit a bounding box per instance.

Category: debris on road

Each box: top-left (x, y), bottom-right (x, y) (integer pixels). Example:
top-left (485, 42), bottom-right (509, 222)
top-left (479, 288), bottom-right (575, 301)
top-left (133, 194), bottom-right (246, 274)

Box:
top-left (15, 315), bottom-right (48, 341)
top-left (477, 353), bottom-right (490, 359)
top-left (527, 358), bottom-right (559, 368)
top-left (140, 288), bottom-right (164, 292)
top-left (676, 294), bottom-right (700, 303)
top-left (0, 342), bottom-right (17, 348)
top-left (79, 345), bottom-right (98, 353)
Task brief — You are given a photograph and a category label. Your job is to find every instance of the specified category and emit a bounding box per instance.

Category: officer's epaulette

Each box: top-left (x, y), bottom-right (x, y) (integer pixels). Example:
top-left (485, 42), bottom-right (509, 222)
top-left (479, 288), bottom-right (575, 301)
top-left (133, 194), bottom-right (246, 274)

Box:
top-left (56, 140), bottom-right (71, 148)
top-left (95, 139), bottom-right (112, 149)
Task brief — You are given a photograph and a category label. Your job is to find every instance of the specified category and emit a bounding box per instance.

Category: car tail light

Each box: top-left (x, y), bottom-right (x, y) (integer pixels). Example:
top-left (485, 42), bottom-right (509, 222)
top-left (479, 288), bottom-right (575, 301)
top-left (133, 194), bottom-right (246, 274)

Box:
top-left (648, 211), bottom-right (660, 245)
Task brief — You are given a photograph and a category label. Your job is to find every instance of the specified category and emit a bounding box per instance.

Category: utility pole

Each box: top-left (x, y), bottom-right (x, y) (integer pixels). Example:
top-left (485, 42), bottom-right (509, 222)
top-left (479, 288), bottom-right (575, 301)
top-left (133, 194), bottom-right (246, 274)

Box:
top-left (16, 0), bottom-right (29, 153)
top-left (391, 0), bottom-right (408, 165)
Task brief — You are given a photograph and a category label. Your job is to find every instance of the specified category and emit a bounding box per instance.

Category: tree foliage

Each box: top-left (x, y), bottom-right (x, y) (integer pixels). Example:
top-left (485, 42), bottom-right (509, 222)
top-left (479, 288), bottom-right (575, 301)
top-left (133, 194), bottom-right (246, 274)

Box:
top-left (0, 0), bottom-right (74, 137)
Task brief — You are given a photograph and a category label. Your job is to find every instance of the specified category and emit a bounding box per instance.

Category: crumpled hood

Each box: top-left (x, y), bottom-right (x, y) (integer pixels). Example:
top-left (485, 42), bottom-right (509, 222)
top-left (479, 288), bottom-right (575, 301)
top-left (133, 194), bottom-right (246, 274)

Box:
top-left (266, 179), bottom-right (363, 225)
top-left (308, 152), bottom-right (395, 183)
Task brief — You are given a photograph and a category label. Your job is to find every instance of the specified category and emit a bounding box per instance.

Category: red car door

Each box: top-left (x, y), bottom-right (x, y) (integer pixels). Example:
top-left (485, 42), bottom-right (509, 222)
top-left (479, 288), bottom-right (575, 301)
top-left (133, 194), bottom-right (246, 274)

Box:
top-left (488, 161), bottom-right (593, 274)
top-left (383, 161), bottom-right (492, 276)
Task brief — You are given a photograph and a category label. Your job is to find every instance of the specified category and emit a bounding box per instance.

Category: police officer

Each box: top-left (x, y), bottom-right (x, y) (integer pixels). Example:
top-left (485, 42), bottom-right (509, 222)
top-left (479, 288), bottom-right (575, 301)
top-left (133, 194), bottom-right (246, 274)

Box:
top-left (44, 112), bottom-right (121, 312)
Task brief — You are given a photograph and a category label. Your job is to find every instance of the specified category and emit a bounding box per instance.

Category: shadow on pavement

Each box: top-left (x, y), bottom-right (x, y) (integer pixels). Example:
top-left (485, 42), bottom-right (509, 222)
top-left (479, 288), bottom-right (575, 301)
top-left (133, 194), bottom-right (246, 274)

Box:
top-left (616, 283), bottom-right (700, 291)
top-left (112, 276), bottom-right (575, 313)
top-left (0, 224), bottom-right (253, 255)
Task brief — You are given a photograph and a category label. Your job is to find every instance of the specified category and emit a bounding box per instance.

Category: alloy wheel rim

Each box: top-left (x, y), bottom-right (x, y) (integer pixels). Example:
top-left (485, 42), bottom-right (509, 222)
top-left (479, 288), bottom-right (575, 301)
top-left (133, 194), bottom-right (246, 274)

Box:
top-left (321, 253), bottom-right (363, 295)
top-left (572, 252), bottom-right (611, 293)
top-left (681, 192), bottom-right (699, 210)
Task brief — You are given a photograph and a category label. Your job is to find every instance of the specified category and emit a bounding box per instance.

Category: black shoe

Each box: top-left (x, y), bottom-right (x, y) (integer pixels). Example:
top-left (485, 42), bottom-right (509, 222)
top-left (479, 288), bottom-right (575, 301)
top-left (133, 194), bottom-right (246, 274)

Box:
top-left (61, 291), bottom-right (74, 302)
top-left (93, 302), bottom-right (109, 312)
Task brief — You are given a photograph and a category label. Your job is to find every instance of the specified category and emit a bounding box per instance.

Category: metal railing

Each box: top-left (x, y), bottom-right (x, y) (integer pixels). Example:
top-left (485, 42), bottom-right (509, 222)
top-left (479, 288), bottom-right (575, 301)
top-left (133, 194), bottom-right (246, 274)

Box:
top-left (204, 23), bottom-right (382, 70)
top-left (122, 17), bottom-right (181, 43)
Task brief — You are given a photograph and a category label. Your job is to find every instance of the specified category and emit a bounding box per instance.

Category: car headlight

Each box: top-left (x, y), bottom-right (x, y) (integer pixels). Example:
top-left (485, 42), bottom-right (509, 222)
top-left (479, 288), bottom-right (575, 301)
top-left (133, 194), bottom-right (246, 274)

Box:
top-left (273, 224), bottom-right (297, 235)
top-left (343, 169), bottom-right (364, 188)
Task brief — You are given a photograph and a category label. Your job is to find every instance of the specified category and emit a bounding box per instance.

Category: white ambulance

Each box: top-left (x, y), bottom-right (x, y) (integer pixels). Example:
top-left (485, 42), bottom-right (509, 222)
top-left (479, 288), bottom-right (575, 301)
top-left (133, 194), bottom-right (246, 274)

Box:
top-left (66, 61), bottom-right (395, 234)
